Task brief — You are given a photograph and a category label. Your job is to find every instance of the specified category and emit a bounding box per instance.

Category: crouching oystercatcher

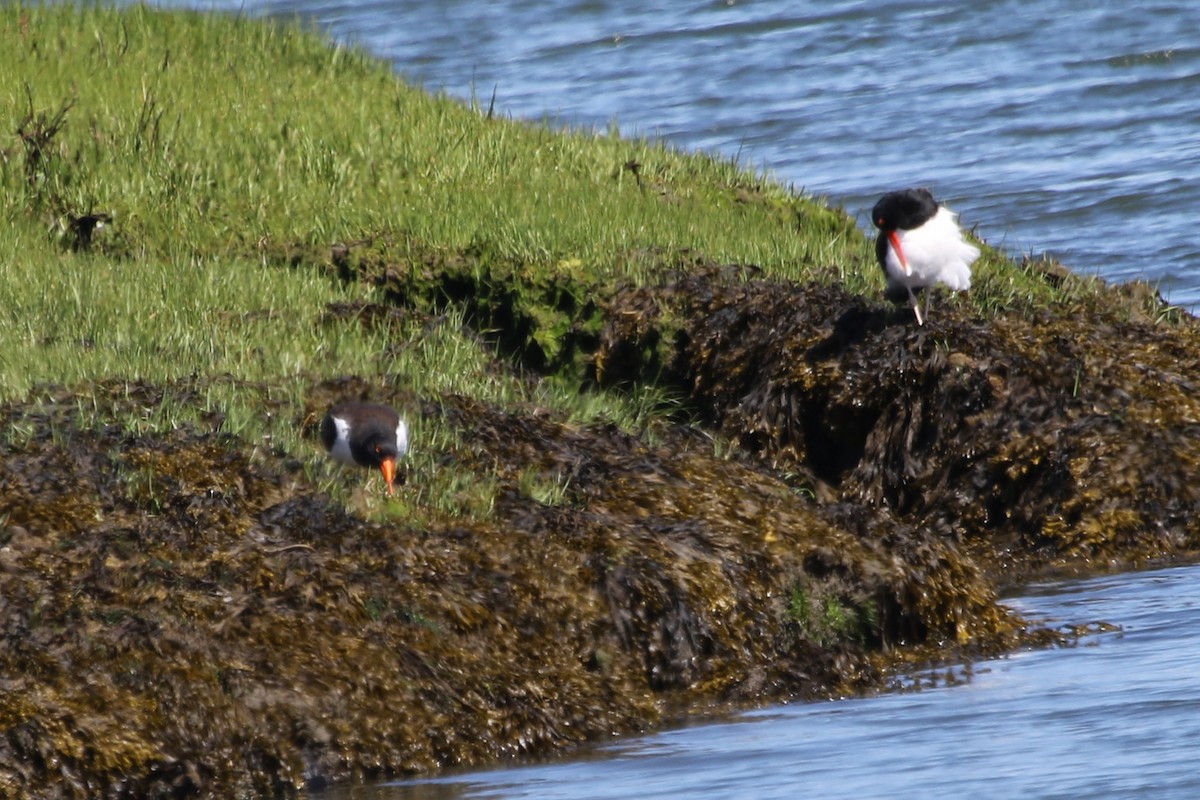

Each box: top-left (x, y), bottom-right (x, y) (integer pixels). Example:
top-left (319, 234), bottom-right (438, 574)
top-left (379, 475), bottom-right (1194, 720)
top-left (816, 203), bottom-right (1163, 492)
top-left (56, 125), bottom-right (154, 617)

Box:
top-left (320, 402), bottom-right (408, 495)
top-left (872, 188), bottom-right (979, 325)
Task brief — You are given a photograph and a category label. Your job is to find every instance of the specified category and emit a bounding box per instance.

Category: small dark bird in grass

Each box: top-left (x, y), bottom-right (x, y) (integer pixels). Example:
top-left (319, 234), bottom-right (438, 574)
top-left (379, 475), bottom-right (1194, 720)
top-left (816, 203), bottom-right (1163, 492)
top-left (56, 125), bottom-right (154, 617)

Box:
top-left (872, 188), bottom-right (979, 325)
top-left (67, 211), bottom-right (112, 252)
top-left (320, 402), bottom-right (408, 495)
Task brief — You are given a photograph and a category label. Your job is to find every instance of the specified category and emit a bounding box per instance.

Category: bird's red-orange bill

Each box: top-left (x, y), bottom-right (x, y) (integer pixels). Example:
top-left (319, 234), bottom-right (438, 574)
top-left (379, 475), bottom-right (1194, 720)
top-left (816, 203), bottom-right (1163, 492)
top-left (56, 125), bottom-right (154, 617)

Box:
top-left (888, 231), bottom-right (910, 276)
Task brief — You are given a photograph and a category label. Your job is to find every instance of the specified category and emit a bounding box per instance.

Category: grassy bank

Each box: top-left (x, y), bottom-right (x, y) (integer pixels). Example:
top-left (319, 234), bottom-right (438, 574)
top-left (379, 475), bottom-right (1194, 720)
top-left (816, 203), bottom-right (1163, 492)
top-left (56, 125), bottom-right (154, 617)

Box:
top-left (4, 4), bottom-right (1197, 799)
top-left (2, 2), bottom-right (866, 480)
top-left (1, 4), bottom-right (1086, 406)
top-left (2, 2), bottom-right (1115, 488)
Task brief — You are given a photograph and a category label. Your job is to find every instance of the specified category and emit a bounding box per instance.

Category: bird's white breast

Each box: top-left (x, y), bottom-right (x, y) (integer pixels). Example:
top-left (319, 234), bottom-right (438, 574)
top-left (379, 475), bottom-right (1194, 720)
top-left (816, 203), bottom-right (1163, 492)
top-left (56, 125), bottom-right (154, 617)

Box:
top-left (884, 207), bottom-right (979, 291)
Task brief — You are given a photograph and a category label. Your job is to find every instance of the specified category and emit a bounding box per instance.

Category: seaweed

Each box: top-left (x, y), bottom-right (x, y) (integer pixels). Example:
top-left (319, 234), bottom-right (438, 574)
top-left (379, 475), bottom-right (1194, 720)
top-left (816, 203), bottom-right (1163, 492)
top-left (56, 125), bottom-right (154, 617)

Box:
top-left (0, 373), bottom-right (1020, 797)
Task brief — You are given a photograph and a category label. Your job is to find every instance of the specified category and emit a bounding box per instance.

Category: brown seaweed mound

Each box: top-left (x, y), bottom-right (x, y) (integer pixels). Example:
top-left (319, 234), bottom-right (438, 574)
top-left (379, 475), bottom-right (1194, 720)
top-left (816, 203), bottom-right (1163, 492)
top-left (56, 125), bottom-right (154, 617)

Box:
top-left (597, 267), bottom-right (1200, 580)
top-left (7, 250), bottom-right (1197, 798)
top-left (1, 372), bottom-right (1015, 798)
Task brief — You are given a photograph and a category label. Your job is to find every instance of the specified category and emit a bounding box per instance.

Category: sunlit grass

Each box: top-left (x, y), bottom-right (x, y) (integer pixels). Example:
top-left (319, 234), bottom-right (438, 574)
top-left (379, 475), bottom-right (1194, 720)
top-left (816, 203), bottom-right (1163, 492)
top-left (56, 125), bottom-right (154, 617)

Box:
top-left (0, 250), bottom-right (382, 398)
top-left (0, 4), bottom-right (1122, 520)
top-left (2, 4), bottom-right (874, 282)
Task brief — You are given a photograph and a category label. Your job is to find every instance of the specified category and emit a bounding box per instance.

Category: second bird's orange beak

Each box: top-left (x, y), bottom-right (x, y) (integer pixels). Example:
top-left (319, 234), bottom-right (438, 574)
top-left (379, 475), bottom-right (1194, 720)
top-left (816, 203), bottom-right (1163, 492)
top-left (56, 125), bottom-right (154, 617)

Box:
top-left (381, 457), bottom-right (397, 496)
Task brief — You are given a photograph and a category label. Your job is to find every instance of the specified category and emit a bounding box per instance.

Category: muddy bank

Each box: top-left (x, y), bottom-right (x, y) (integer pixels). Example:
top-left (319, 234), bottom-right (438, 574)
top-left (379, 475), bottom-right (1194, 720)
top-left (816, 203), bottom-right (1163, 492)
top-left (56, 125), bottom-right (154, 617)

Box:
top-left (5, 261), bottom-right (1199, 797)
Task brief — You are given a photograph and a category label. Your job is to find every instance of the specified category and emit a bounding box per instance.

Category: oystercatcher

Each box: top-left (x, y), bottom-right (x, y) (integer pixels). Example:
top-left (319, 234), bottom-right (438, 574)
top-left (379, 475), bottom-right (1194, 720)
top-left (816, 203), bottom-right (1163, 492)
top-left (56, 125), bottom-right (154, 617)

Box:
top-left (320, 402), bottom-right (408, 495)
top-left (872, 188), bottom-right (979, 325)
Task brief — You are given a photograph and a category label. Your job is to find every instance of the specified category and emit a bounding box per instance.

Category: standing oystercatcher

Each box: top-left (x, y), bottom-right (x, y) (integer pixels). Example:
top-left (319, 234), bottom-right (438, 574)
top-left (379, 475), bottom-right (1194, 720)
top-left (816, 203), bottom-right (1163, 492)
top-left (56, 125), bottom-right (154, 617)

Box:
top-left (320, 402), bottom-right (408, 495)
top-left (872, 188), bottom-right (979, 325)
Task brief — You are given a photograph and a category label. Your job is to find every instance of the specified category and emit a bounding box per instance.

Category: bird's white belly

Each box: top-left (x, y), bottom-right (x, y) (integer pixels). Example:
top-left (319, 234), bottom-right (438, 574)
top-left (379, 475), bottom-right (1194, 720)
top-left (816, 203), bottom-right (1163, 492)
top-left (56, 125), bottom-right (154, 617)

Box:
top-left (886, 207), bottom-right (979, 291)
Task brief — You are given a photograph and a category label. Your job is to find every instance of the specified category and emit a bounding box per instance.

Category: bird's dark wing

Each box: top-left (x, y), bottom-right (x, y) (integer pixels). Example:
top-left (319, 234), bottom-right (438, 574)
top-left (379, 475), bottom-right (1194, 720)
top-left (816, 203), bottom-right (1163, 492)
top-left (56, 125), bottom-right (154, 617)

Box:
top-left (319, 414), bottom-right (338, 453)
top-left (874, 231), bottom-right (890, 274)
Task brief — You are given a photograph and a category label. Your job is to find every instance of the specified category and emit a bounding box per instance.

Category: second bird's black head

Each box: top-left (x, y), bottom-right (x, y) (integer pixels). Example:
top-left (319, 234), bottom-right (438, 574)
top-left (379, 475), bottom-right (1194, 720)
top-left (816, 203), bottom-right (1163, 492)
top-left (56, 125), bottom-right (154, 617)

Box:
top-left (872, 188), bottom-right (938, 233)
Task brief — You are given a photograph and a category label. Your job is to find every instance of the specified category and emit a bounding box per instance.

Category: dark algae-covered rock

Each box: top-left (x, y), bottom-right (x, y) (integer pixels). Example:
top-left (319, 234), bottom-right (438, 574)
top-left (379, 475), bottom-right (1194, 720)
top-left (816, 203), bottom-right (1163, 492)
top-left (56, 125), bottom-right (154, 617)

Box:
top-left (5, 264), bottom-right (1200, 798)
top-left (7, 277), bottom-right (1200, 798)
top-left (1, 371), bottom-right (1021, 798)
top-left (9, 245), bottom-right (1200, 800)
top-left (596, 266), bottom-right (1200, 580)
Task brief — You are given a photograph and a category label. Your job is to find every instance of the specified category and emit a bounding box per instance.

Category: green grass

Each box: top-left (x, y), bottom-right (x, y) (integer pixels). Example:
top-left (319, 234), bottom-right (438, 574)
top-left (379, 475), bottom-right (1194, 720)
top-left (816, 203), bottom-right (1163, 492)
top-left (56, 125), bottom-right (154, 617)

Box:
top-left (3, 3), bottom-right (869, 274)
top-left (0, 4), bottom-right (1115, 514)
top-left (787, 581), bottom-right (877, 648)
top-left (1, 5), bottom-right (861, 388)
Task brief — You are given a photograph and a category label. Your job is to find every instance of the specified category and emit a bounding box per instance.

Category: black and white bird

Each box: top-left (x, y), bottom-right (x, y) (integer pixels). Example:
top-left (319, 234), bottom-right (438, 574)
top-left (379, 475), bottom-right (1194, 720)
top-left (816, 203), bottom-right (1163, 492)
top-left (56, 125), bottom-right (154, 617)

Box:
top-left (320, 402), bottom-right (408, 495)
top-left (872, 188), bottom-right (979, 325)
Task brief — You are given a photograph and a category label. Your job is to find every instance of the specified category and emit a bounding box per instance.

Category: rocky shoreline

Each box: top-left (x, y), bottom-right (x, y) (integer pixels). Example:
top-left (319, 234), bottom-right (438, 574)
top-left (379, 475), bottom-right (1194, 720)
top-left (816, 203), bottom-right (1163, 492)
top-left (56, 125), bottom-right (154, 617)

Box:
top-left (5, 260), bottom-right (1199, 798)
top-left (5, 7), bottom-right (1200, 797)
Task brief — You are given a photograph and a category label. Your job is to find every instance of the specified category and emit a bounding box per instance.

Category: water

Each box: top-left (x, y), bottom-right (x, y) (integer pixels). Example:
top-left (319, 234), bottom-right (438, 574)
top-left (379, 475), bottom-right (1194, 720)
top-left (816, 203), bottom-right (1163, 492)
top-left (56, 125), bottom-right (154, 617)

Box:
top-left (155, 0), bottom-right (1200, 308)
top-left (316, 564), bottom-right (1200, 800)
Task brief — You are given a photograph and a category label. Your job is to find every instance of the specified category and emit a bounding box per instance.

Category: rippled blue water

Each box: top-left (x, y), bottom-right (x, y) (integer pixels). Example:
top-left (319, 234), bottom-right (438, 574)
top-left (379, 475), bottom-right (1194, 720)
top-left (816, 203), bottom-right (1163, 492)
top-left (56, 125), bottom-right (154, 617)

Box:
top-left (158, 0), bottom-right (1200, 307)
top-left (316, 564), bottom-right (1200, 800)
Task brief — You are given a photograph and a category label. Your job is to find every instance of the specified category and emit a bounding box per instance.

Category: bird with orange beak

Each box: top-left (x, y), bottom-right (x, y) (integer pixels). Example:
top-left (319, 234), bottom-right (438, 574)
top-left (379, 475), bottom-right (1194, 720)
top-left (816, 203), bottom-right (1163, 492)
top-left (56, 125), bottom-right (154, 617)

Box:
top-left (320, 402), bottom-right (408, 495)
top-left (872, 188), bottom-right (979, 325)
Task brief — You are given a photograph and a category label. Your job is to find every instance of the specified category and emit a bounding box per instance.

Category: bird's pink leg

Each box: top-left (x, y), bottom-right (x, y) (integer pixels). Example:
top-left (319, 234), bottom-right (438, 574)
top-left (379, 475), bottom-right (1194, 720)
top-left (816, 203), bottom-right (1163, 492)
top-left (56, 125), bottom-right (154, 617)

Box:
top-left (908, 288), bottom-right (924, 326)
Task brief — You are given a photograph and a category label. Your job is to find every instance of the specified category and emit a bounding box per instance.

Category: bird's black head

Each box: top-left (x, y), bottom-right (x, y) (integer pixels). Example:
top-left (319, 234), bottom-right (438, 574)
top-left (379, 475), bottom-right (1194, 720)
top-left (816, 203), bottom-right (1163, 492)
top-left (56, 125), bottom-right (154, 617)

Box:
top-left (872, 188), bottom-right (938, 233)
top-left (364, 435), bottom-right (400, 468)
